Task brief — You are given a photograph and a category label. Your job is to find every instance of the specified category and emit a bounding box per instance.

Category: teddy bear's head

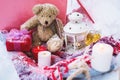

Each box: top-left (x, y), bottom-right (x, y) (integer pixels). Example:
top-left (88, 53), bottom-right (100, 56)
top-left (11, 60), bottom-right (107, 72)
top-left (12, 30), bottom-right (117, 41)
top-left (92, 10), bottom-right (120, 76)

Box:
top-left (68, 12), bottom-right (83, 23)
top-left (32, 3), bottom-right (59, 27)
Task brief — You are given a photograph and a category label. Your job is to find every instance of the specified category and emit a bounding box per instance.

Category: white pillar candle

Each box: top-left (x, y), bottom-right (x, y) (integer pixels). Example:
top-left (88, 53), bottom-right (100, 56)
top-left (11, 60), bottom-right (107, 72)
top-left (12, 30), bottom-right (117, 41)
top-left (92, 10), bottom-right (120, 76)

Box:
top-left (38, 51), bottom-right (51, 68)
top-left (91, 43), bottom-right (113, 72)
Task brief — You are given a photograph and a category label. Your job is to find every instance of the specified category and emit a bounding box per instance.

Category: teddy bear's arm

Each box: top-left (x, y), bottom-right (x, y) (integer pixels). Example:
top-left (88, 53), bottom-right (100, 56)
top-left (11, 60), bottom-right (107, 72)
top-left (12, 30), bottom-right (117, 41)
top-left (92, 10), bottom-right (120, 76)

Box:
top-left (55, 18), bottom-right (64, 39)
top-left (21, 16), bottom-right (39, 30)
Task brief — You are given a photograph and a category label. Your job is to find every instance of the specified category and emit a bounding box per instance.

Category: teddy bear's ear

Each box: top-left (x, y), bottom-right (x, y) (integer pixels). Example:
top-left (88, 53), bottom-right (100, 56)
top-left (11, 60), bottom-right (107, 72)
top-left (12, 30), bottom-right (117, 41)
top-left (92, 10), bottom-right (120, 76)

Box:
top-left (32, 4), bottom-right (43, 15)
top-left (51, 5), bottom-right (59, 15)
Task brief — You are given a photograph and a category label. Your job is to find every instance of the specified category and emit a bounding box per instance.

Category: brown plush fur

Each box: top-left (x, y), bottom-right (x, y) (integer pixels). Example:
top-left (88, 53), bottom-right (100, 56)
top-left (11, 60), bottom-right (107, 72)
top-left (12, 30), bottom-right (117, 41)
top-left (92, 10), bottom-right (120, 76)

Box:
top-left (21, 3), bottom-right (63, 52)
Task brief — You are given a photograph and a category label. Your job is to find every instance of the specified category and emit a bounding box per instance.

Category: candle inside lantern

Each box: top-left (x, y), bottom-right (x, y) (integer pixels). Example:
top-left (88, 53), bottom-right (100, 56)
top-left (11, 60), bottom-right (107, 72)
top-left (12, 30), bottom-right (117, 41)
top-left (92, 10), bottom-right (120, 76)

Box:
top-left (38, 51), bottom-right (51, 68)
top-left (91, 43), bottom-right (113, 72)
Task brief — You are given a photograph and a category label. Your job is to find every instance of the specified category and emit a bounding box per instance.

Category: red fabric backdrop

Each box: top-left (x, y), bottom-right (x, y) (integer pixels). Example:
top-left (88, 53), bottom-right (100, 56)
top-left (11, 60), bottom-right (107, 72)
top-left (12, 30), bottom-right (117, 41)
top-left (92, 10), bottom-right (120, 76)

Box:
top-left (0, 0), bottom-right (67, 30)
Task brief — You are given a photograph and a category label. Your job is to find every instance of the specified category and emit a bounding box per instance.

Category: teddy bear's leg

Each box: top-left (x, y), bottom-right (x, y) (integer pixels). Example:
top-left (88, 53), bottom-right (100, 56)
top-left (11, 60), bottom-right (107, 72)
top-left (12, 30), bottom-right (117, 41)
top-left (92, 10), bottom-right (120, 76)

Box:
top-left (32, 31), bottom-right (42, 47)
top-left (47, 34), bottom-right (63, 52)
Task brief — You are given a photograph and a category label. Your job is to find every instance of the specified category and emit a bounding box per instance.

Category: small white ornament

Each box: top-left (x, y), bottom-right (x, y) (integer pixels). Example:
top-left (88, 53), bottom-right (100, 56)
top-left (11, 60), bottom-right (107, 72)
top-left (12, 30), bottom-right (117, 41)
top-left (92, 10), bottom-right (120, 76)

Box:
top-left (64, 12), bottom-right (89, 34)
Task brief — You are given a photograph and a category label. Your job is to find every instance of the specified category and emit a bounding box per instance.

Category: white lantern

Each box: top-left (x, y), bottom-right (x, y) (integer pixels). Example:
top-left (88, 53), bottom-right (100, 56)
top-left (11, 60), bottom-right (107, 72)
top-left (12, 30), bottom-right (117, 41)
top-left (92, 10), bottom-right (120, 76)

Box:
top-left (64, 12), bottom-right (89, 51)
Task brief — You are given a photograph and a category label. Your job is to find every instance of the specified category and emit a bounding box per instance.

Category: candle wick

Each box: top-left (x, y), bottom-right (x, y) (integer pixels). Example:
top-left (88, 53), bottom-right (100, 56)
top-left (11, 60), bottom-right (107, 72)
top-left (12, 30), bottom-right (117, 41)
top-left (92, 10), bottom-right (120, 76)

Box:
top-left (43, 53), bottom-right (46, 55)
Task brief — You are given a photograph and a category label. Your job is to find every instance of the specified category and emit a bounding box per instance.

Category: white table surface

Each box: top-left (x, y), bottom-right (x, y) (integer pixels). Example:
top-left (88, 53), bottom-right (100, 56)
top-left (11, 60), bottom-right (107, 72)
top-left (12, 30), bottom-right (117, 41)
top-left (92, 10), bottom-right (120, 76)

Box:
top-left (92, 69), bottom-right (120, 80)
top-left (0, 42), bottom-right (20, 80)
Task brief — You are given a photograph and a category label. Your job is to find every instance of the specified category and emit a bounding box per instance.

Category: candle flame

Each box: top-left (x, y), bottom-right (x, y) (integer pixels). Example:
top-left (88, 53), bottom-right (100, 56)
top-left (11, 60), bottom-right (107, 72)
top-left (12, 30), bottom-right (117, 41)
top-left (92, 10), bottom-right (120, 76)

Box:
top-left (99, 44), bottom-right (105, 52)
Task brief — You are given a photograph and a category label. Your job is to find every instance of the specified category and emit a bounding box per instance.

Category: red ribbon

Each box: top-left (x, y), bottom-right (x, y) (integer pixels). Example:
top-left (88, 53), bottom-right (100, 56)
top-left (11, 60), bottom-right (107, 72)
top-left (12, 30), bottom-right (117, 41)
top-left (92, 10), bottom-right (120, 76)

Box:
top-left (43, 58), bottom-right (76, 80)
top-left (114, 42), bottom-right (120, 55)
top-left (43, 54), bottom-right (91, 80)
top-left (77, 0), bottom-right (94, 23)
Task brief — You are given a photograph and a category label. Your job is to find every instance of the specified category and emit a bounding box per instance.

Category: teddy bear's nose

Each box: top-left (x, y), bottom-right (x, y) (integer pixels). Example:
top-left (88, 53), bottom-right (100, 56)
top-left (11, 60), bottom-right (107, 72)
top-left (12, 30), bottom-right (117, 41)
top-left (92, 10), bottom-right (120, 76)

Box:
top-left (45, 21), bottom-right (48, 25)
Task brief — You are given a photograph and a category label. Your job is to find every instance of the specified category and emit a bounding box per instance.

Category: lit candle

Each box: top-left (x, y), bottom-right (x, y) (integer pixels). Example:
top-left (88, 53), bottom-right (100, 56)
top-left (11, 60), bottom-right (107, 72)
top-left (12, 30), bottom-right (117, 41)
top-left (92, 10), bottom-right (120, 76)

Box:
top-left (91, 43), bottom-right (113, 72)
top-left (38, 51), bottom-right (51, 68)
top-left (32, 45), bottom-right (47, 61)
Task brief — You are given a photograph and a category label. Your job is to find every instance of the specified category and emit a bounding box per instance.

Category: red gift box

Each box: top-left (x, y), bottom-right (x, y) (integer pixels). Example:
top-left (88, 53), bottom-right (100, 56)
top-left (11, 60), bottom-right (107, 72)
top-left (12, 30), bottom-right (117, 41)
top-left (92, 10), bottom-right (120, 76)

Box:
top-left (6, 29), bottom-right (32, 51)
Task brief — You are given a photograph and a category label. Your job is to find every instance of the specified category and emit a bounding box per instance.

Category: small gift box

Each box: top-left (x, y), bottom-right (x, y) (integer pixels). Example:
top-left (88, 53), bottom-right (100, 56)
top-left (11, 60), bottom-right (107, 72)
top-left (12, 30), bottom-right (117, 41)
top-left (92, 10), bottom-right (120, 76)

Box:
top-left (6, 29), bottom-right (32, 51)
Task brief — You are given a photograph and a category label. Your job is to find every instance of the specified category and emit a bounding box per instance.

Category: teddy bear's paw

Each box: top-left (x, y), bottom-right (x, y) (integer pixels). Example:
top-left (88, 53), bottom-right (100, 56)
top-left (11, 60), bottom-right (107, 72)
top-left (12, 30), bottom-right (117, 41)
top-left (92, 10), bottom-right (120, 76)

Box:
top-left (20, 24), bottom-right (28, 30)
top-left (47, 40), bottom-right (63, 52)
top-left (47, 34), bottom-right (63, 52)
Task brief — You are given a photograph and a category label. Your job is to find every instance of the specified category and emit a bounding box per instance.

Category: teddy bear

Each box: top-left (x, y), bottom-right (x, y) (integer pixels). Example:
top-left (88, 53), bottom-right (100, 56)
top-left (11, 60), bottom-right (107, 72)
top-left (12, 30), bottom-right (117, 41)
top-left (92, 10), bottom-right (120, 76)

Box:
top-left (21, 3), bottom-right (63, 52)
top-left (64, 12), bottom-right (89, 49)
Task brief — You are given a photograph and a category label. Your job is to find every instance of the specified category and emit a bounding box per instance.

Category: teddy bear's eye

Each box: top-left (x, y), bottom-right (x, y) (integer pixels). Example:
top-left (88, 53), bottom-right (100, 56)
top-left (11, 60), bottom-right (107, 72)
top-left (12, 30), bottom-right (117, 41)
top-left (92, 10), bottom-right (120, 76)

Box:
top-left (41, 15), bottom-right (43, 17)
top-left (69, 27), bottom-right (71, 30)
top-left (49, 15), bottom-right (51, 18)
top-left (77, 14), bottom-right (79, 16)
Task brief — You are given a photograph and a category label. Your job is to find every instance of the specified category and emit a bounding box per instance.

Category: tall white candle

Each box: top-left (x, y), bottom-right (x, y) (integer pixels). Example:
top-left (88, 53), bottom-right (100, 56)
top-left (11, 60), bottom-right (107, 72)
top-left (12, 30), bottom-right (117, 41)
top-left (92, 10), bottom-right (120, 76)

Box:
top-left (38, 51), bottom-right (51, 68)
top-left (91, 43), bottom-right (113, 72)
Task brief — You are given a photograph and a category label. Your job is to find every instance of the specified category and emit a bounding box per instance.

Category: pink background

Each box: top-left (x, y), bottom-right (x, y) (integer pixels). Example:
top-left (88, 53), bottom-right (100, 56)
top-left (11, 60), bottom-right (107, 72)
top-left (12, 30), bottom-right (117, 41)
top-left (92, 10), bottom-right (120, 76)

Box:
top-left (0, 0), bottom-right (67, 30)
